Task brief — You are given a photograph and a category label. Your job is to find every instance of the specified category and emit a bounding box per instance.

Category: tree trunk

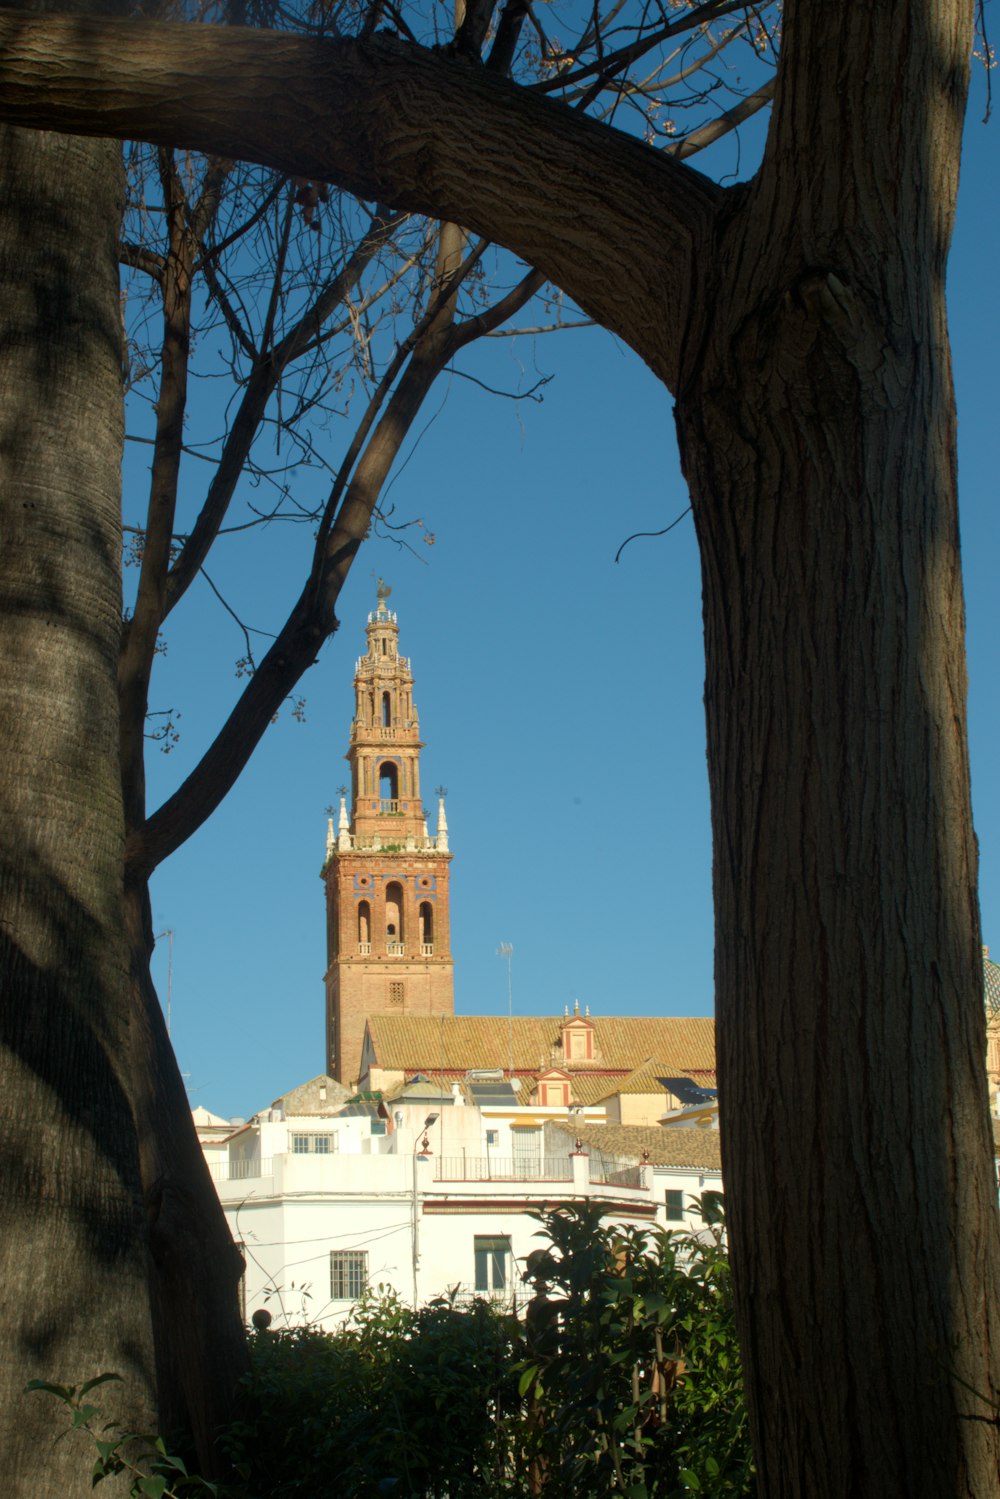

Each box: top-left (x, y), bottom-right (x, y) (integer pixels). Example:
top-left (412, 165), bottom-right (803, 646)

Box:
top-left (675, 187), bottom-right (1000, 1497)
top-left (124, 876), bottom-right (248, 1473)
top-left (0, 122), bottom-right (156, 1496)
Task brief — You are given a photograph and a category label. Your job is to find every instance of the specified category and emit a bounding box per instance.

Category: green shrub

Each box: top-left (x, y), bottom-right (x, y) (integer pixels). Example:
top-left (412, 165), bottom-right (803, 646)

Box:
top-left (227, 1287), bottom-right (519, 1497)
top-left (31, 1204), bottom-right (753, 1498)
top-left (513, 1201), bottom-right (754, 1498)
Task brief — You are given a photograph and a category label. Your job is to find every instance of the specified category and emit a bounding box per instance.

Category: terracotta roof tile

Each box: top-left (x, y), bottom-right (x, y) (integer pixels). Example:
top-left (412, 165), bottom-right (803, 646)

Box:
top-left (587, 1058), bottom-right (717, 1102)
top-left (546, 1120), bottom-right (722, 1171)
top-left (271, 1074), bottom-right (352, 1117)
top-left (365, 1014), bottom-right (715, 1078)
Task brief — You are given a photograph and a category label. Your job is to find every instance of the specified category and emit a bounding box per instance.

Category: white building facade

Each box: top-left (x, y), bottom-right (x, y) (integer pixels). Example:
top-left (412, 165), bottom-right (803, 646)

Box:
top-left (205, 1080), bottom-right (723, 1331)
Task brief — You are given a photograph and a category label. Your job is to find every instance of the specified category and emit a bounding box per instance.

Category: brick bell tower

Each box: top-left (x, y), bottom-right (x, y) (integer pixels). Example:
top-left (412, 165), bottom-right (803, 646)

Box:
top-left (323, 581), bottom-right (454, 1087)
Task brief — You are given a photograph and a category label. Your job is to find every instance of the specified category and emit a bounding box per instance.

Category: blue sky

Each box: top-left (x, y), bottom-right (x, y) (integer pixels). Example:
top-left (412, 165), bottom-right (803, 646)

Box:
top-left (139, 67), bottom-right (999, 1123)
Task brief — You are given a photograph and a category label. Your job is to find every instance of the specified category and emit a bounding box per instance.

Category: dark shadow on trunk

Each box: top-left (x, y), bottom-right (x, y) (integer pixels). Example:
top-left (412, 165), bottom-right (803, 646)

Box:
top-left (124, 875), bottom-right (249, 1475)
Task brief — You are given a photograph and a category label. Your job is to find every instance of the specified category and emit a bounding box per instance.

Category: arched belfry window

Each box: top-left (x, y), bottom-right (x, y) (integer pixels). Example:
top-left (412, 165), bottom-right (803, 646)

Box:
top-left (379, 761), bottom-right (399, 805)
top-left (382, 691), bottom-right (392, 728)
top-left (419, 901), bottom-right (434, 954)
top-left (385, 883), bottom-right (404, 952)
top-left (357, 900), bottom-right (371, 953)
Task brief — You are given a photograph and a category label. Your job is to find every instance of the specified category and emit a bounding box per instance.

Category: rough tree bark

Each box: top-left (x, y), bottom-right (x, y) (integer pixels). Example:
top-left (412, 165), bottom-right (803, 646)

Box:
top-left (0, 118), bottom-right (157, 1497)
top-left (672, 7), bottom-right (1000, 1490)
top-left (0, 1), bottom-right (996, 1494)
top-left (0, 12), bottom-right (249, 1489)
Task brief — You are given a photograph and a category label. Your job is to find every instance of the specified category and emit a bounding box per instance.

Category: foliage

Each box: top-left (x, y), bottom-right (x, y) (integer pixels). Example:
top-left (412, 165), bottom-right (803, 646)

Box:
top-left (31, 1207), bottom-right (751, 1498)
top-left (225, 1204), bottom-right (752, 1496)
top-left (515, 1202), bottom-right (753, 1498)
top-left (225, 1286), bottom-right (520, 1496)
top-left (25, 1375), bottom-right (220, 1498)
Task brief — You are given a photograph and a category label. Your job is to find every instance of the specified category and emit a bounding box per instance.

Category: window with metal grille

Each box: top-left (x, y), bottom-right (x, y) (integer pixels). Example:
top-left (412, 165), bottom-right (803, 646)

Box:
top-left (330, 1250), bottom-right (368, 1301)
top-left (291, 1133), bottom-right (335, 1154)
top-left (474, 1235), bottom-right (512, 1292)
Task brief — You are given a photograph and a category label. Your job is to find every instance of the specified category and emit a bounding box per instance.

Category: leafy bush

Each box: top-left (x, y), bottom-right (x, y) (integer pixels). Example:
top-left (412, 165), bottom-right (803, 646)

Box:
top-left (514, 1202), bottom-right (753, 1498)
top-left (31, 1204), bottom-right (753, 1498)
top-left (227, 1286), bottom-right (519, 1496)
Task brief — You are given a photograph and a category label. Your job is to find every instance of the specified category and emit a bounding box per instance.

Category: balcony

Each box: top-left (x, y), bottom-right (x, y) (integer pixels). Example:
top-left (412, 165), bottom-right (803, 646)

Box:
top-left (386, 941), bottom-right (405, 956)
top-left (209, 1157), bottom-right (273, 1183)
top-left (378, 799), bottom-right (401, 814)
top-left (357, 942), bottom-right (372, 955)
top-left (420, 942), bottom-right (434, 956)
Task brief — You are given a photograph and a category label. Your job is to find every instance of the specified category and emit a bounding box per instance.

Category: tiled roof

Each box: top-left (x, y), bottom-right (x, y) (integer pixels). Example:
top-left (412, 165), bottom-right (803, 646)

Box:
top-left (270, 1074), bottom-right (352, 1117)
top-left (560, 1074), bottom-right (622, 1107)
top-left (364, 1014), bottom-right (715, 1076)
top-left (547, 1120), bottom-right (722, 1171)
top-left (587, 1058), bottom-right (717, 1102)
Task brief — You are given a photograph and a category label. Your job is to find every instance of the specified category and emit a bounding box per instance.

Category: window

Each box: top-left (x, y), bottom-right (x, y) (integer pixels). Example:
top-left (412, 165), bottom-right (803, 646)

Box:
top-left (386, 882), bottom-right (404, 950)
top-left (330, 1250), bottom-right (368, 1301)
top-left (291, 1133), bottom-right (335, 1154)
top-left (389, 981), bottom-right (405, 1005)
top-left (474, 1235), bottom-right (512, 1292)
top-left (563, 1023), bottom-right (594, 1061)
top-left (511, 1127), bottom-right (541, 1178)
top-left (382, 691), bottom-right (392, 727)
top-left (665, 1189), bottom-right (684, 1223)
top-left (485, 1129), bottom-right (500, 1147)
top-left (379, 761), bottom-right (399, 801)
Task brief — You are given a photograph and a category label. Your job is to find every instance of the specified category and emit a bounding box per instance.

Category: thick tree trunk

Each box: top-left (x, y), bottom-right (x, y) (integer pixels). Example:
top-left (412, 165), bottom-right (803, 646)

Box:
top-left (0, 123), bottom-right (156, 1496)
top-left (675, 181), bottom-right (1000, 1499)
top-left (124, 878), bottom-right (248, 1473)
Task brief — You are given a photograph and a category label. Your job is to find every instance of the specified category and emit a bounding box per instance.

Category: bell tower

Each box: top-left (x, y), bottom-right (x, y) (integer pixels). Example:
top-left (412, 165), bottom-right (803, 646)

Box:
top-left (323, 581), bottom-right (454, 1086)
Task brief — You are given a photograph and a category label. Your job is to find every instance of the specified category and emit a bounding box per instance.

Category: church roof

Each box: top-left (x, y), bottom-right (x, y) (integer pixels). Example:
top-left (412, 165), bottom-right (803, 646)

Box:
top-left (363, 1014), bottom-right (715, 1079)
top-left (546, 1120), bottom-right (722, 1171)
top-left (269, 1074), bottom-right (352, 1117)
